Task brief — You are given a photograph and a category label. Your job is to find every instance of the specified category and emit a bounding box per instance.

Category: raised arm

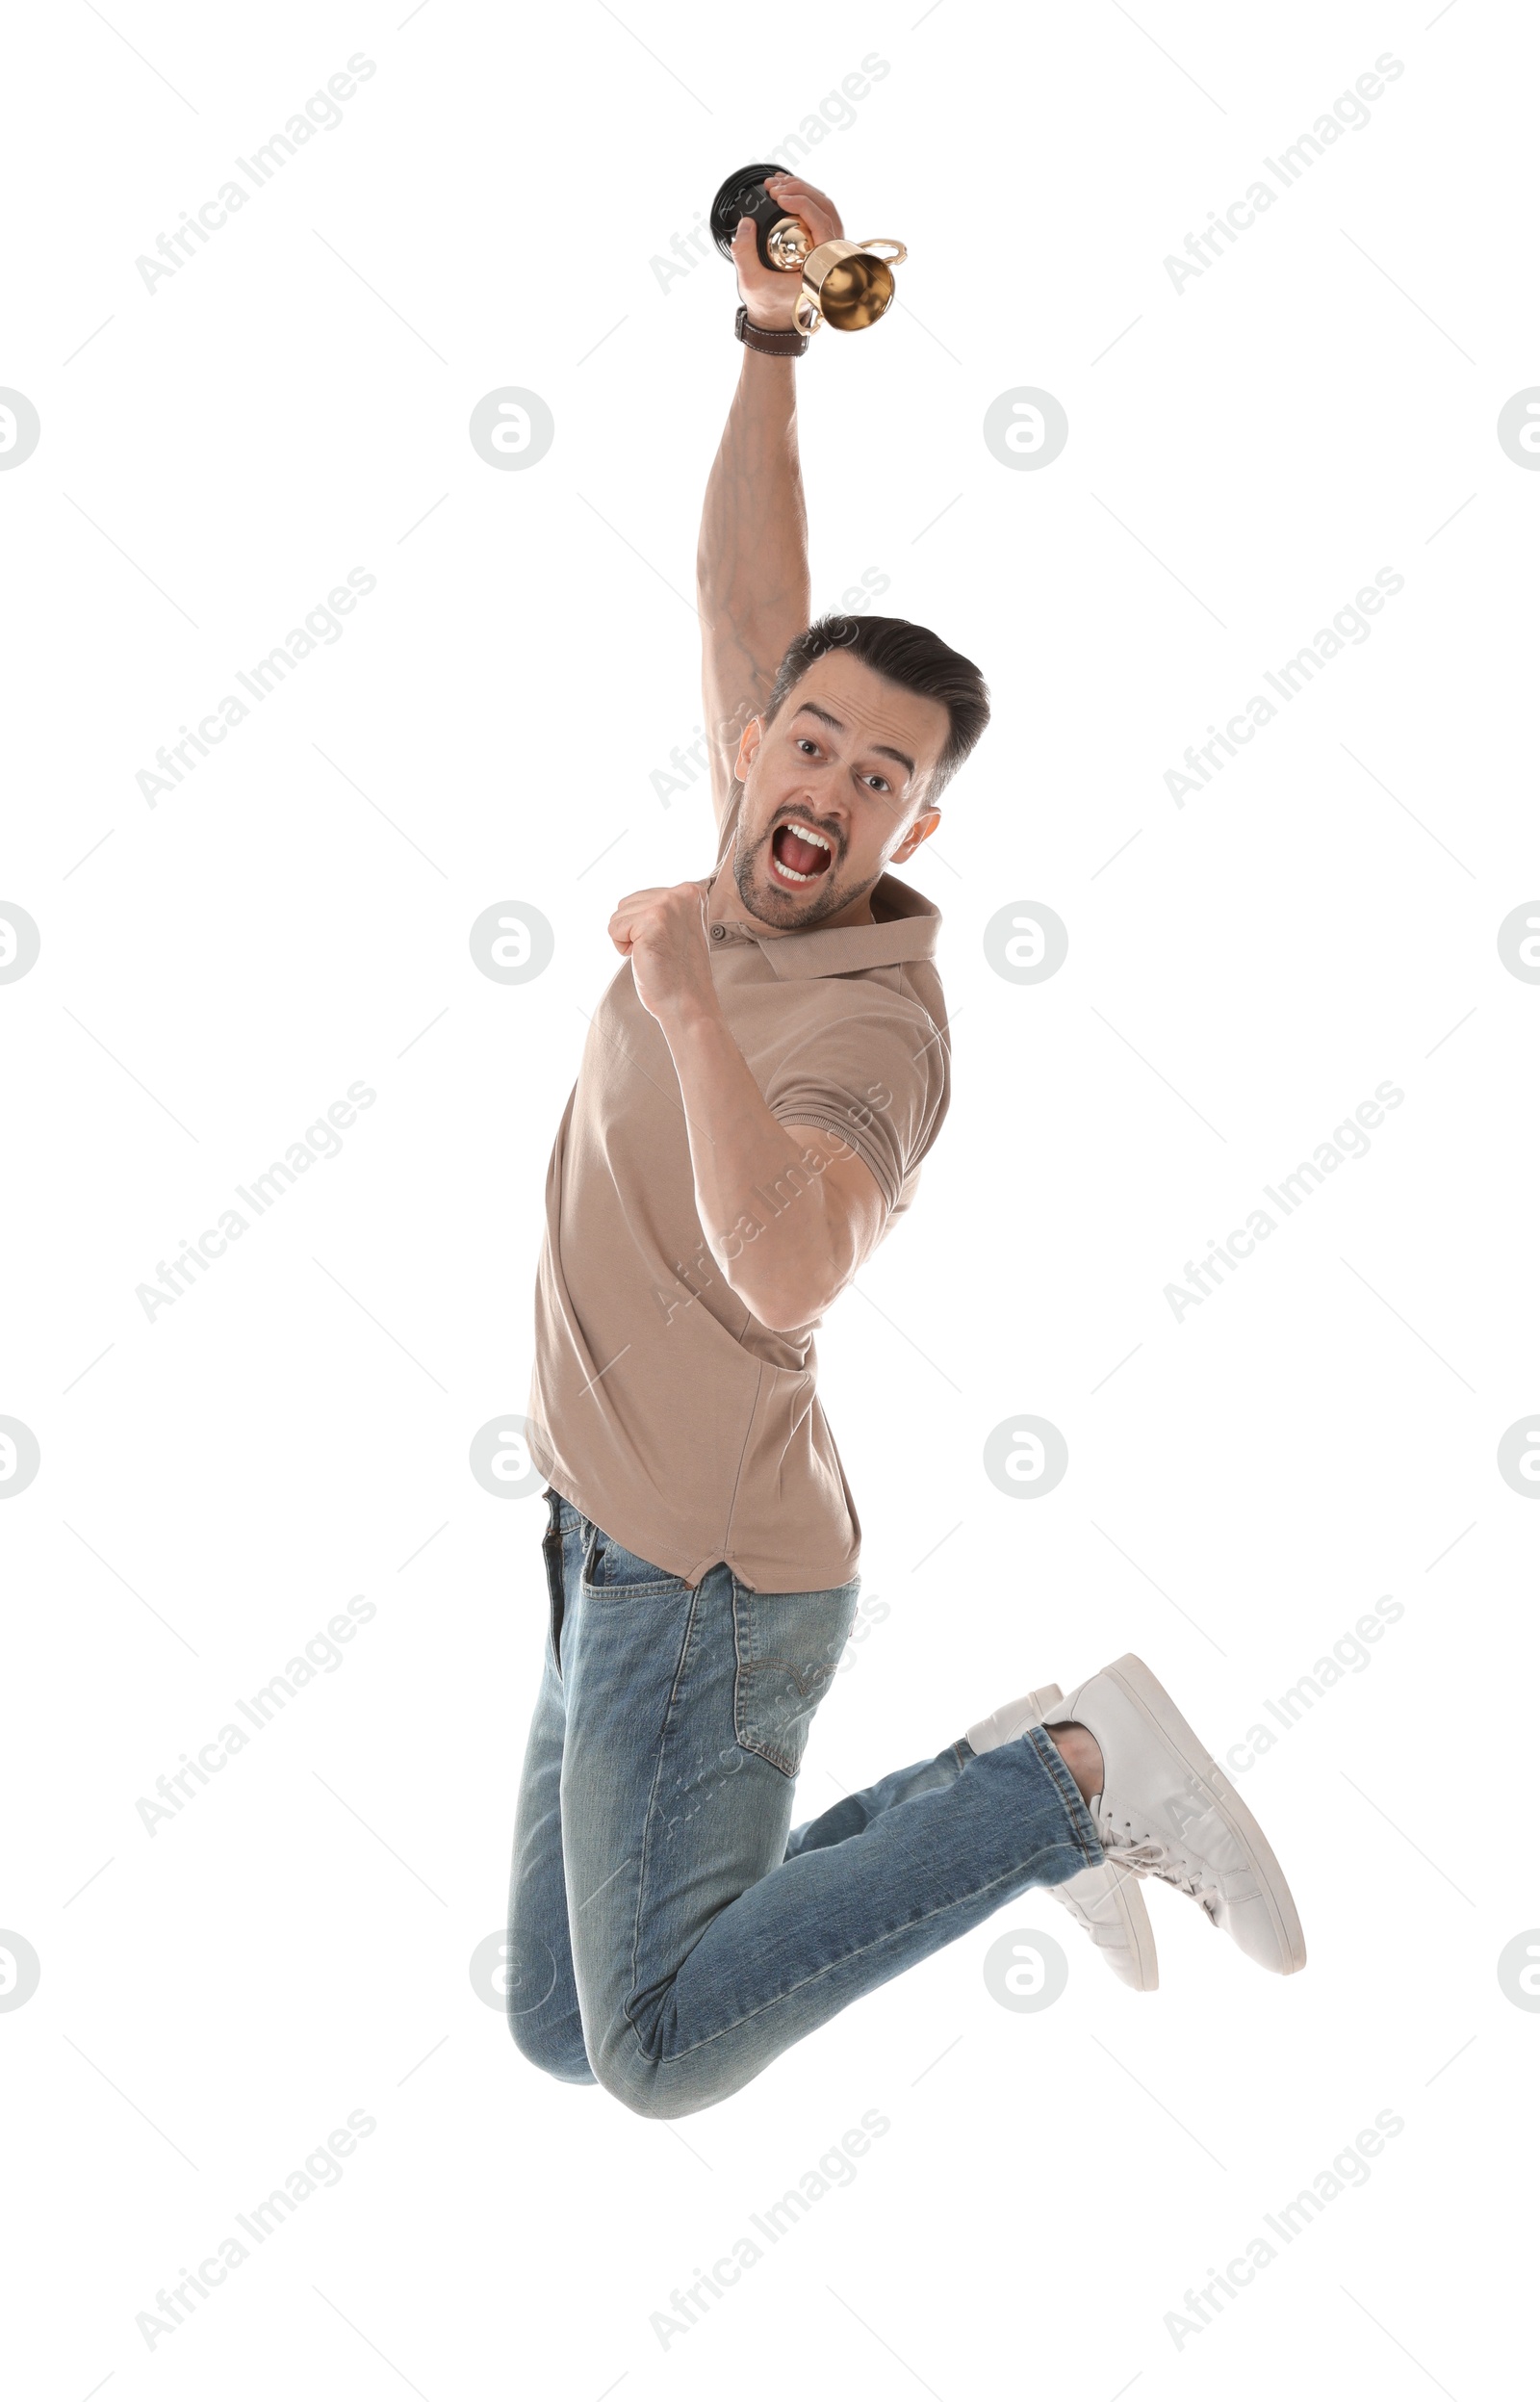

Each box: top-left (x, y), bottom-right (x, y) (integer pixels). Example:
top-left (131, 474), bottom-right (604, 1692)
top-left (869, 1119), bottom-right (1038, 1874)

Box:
top-left (604, 171), bottom-right (893, 1333)
top-left (696, 173), bottom-right (844, 829)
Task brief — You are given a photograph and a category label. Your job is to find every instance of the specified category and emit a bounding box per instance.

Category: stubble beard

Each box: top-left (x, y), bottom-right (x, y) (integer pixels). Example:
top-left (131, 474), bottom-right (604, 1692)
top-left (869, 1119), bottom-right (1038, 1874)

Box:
top-left (732, 824), bottom-right (878, 930)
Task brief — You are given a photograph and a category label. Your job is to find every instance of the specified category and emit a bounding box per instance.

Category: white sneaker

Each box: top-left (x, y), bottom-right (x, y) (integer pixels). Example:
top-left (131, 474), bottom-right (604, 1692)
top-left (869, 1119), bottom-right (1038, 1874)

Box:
top-left (965, 1683), bottom-right (1159, 1992)
top-left (1042, 1655), bottom-right (1307, 1976)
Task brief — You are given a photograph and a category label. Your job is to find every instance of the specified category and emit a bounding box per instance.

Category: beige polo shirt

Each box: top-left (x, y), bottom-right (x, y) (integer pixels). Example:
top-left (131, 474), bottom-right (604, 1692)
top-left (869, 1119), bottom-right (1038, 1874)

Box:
top-left (525, 790), bottom-right (950, 1592)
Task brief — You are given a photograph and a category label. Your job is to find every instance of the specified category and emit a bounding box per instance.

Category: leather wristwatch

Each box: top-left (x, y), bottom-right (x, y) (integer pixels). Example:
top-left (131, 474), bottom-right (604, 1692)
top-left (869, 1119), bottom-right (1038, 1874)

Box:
top-left (734, 304), bottom-right (809, 358)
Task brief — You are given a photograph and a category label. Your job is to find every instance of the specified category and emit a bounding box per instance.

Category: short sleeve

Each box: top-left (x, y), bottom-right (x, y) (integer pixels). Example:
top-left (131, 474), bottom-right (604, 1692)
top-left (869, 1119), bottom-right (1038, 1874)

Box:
top-left (763, 1002), bottom-right (949, 1214)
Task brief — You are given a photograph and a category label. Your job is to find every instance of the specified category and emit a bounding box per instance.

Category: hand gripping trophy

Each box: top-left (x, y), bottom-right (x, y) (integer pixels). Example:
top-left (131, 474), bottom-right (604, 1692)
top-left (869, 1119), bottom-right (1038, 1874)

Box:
top-left (710, 162), bottom-right (906, 340)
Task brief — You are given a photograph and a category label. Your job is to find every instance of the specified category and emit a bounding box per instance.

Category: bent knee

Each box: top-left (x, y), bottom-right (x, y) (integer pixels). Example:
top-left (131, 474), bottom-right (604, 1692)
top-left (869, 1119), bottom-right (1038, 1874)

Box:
top-left (506, 2004), bottom-right (596, 2086)
top-left (586, 2030), bottom-right (719, 2121)
top-left (594, 2071), bottom-right (705, 2121)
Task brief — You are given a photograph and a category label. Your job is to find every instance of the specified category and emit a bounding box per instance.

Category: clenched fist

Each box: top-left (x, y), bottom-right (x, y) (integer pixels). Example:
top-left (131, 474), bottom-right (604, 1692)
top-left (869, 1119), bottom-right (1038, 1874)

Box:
top-left (609, 880), bottom-right (721, 1027)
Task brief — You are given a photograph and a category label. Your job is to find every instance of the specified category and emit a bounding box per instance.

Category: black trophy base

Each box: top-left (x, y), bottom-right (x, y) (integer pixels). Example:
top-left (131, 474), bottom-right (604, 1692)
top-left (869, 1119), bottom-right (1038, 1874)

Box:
top-left (710, 163), bottom-right (798, 271)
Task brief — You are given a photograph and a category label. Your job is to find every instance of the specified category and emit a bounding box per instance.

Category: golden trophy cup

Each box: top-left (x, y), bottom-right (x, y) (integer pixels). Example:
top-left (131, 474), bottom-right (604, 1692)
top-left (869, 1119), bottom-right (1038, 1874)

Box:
top-left (709, 164), bottom-right (907, 335)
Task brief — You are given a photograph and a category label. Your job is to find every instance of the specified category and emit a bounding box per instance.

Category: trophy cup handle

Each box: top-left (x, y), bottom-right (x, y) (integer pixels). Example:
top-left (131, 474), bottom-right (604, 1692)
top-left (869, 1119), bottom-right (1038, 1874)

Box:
top-left (858, 239), bottom-right (908, 265)
top-left (793, 290), bottom-right (822, 335)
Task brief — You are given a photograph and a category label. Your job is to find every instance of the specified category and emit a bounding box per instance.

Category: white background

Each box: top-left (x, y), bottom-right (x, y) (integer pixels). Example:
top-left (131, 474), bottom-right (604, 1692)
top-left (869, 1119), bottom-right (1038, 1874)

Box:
top-left (3, 1), bottom-right (1535, 2395)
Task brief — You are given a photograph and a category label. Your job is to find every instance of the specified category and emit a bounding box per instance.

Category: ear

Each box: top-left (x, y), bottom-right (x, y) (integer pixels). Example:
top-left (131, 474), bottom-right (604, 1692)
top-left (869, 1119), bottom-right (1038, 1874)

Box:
top-left (733, 715), bottom-right (764, 783)
top-left (891, 807), bottom-right (941, 864)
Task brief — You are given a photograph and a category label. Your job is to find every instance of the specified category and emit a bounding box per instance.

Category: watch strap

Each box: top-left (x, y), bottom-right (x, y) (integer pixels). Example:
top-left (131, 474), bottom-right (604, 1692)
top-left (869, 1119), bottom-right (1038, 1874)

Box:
top-left (734, 303), bottom-right (809, 358)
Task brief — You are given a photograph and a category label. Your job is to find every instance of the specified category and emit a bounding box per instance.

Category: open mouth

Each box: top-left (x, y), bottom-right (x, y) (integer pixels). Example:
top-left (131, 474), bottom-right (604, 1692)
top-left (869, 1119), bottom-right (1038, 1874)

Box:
top-left (769, 818), bottom-right (834, 888)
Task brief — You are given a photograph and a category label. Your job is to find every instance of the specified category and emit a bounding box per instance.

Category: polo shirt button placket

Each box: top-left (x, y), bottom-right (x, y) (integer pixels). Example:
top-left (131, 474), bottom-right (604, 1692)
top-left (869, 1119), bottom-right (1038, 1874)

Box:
top-left (710, 923), bottom-right (727, 940)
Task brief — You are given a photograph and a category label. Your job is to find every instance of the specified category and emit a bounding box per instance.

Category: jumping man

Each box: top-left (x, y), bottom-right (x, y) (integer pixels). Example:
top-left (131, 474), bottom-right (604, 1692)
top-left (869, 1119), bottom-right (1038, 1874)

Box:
top-left (507, 171), bottom-right (1305, 2119)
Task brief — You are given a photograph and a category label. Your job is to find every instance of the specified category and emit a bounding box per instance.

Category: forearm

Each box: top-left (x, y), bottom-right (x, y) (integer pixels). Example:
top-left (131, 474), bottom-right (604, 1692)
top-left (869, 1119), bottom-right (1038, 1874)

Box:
top-left (697, 351), bottom-right (810, 729)
top-left (661, 999), bottom-right (840, 1331)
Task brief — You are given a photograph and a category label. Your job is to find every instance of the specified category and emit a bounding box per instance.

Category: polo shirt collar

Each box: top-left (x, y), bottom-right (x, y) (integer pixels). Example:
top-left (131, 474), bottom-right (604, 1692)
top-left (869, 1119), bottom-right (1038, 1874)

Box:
top-left (707, 867), bottom-right (939, 981)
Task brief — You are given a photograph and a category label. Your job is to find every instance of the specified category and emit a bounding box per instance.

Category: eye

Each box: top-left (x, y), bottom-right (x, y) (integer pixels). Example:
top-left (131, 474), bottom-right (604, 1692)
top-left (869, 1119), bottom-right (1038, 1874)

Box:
top-left (795, 737), bottom-right (820, 757)
top-left (863, 772), bottom-right (891, 793)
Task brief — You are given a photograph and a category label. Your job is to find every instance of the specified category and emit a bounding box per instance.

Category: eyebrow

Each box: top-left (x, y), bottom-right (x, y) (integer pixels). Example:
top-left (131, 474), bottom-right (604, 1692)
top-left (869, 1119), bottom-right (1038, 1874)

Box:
top-left (792, 701), bottom-right (915, 779)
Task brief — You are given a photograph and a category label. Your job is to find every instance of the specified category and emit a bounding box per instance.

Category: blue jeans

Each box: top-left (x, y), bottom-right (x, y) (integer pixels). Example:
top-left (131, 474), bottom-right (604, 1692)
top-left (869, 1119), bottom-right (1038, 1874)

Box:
top-left (505, 1486), bottom-right (1103, 2118)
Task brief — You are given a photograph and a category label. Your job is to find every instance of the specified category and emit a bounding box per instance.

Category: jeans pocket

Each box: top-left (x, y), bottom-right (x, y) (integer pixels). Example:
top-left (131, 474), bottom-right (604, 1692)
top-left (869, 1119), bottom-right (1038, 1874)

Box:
top-left (541, 1494), bottom-right (568, 1672)
top-left (580, 1524), bottom-right (688, 1600)
top-left (732, 1577), bottom-right (860, 1777)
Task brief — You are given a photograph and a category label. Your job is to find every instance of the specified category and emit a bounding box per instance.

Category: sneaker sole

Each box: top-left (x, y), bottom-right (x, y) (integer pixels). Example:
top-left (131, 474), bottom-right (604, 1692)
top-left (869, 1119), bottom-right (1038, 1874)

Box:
top-left (1078, 1855), bottom-right (1161, 1991)
top-left (1102, 1653), bottom-right (1307, 1974)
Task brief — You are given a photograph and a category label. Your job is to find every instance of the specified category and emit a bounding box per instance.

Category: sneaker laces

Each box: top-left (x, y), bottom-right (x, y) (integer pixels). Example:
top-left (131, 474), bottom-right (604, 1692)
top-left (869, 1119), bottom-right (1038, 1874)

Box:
top-left (1099, 1822), bottom-right (1215, 1908)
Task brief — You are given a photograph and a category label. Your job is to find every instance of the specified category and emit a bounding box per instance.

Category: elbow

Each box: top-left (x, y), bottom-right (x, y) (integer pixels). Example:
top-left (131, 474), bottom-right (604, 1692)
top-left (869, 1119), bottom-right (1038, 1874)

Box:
top-left (695, 543), bottom-right (727, 608)
top-left (756, 1298), bottom-right (817, 1337)
top-left (731, 1266), bottom-right (838, 1335)
top-left (717, 1211), bottom-right (853, 1333)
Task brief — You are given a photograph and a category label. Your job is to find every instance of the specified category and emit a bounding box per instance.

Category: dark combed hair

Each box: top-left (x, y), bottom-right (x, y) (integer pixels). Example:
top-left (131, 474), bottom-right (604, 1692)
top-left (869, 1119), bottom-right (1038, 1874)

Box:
top-left (761, 613), bottom-right (990, 801)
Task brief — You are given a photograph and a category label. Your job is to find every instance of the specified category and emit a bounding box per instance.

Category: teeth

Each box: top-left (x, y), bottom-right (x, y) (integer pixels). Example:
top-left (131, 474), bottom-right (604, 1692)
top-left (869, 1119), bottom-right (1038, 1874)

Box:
top-left (773, 819), bottom-right (833, 881)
